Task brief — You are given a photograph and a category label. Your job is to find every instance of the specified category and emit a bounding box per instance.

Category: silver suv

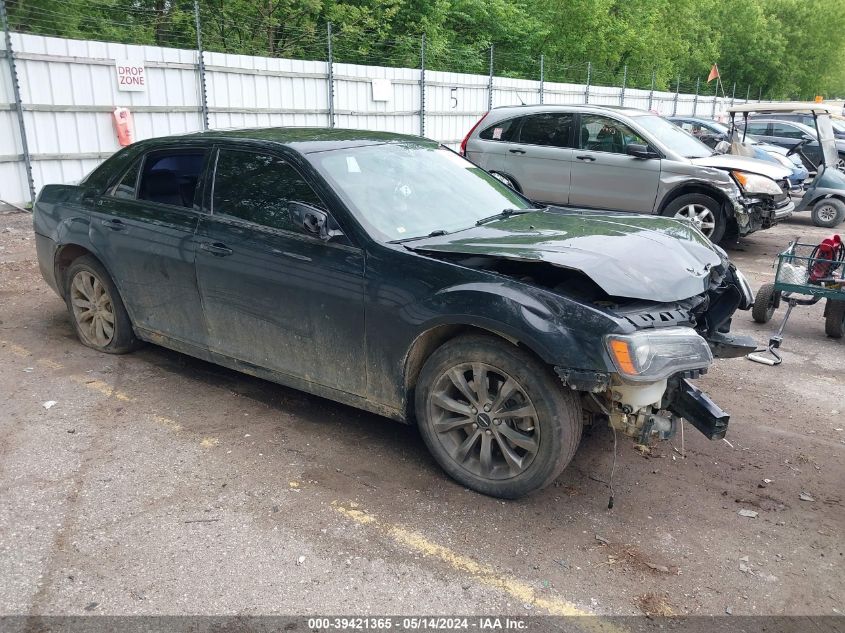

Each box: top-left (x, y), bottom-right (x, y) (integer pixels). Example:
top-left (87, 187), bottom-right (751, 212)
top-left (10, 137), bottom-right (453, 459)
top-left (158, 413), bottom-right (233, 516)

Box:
top-left (461, 105), bottom-right (794, 242)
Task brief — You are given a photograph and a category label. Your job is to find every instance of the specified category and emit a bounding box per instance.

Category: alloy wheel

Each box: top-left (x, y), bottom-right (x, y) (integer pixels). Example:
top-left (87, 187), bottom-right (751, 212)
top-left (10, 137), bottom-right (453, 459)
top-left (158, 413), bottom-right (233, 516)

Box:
top-left (428, 362), bottom-right (540, 480)
top-left (70, 270), bottom-right (116, 347)
top-left (673, 203), bottom-right (716, 237)
top-left (816, 204), bottom-right (838, 223)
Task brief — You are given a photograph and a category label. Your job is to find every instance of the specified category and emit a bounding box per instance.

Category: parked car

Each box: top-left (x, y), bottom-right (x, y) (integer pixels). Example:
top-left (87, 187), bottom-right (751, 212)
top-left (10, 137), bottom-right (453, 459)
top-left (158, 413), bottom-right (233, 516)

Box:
top-left (461, 105), bottom-right (793, 243)
top-left (738, 118), bottom-right (845, 172)
top-left (749, 112), bottom-right (845, 140)
top-left (33, 128), bottom-right (756, 499)
top-left (669, 116), bottom-right (808, 190)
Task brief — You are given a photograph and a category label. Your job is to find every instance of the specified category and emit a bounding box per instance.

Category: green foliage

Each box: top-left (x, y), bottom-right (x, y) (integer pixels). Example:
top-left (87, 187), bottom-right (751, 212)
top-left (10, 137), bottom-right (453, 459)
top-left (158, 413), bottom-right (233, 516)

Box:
top-left (5, 0), bottom-right (844, 98)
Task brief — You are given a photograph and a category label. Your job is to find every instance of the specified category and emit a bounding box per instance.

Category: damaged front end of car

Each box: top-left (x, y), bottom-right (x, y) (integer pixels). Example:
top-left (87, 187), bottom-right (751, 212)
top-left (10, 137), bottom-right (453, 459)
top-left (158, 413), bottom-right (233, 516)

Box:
top-left (407, 210), bottom-right (757, 447)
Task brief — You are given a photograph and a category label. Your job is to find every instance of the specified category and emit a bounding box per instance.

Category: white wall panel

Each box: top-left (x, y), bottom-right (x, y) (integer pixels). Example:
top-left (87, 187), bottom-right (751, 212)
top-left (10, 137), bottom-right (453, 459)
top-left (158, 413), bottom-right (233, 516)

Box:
top-left (0, 32), bottom-right (766, 205)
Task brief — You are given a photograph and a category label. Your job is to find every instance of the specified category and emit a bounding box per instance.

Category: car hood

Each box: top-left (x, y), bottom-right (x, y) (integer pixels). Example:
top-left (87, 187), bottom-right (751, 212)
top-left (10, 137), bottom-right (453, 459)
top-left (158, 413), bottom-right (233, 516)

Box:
top-left (406, 210), bottom-right (724, 303)
top-left (691, 154), bottom-right (791, 180)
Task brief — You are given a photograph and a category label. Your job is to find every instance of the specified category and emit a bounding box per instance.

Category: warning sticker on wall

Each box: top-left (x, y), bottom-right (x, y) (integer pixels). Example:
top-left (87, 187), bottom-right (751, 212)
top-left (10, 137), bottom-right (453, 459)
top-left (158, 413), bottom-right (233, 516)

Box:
top-left (115, 60), bottom-right (146, 92)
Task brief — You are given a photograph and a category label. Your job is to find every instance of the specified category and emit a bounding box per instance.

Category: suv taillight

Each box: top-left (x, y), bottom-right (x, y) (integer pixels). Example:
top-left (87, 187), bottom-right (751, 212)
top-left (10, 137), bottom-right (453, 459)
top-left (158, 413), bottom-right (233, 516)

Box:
top-left (459, 111), bottom-right (489, 157)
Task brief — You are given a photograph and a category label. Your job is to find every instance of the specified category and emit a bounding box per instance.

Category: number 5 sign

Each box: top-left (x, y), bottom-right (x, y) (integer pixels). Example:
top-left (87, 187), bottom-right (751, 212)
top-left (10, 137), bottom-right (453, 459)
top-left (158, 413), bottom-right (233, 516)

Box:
top-left (115, 61), bottom-right (146, 92)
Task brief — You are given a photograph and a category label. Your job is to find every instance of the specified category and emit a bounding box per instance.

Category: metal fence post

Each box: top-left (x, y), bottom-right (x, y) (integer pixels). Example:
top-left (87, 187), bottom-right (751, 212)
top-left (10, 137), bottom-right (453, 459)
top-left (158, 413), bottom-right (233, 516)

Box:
top-left (419, 33), bottom-right (425, 137)
top-left (647, 68), bottom-right (655, 111)
top-left (193, 0), bottom-right (208, 131)
top-left (584, 62), bottom-right (591, 104)
top-left (326, 22), bottom-right (334, 128)
top-left (619, 64), bottom-right (627, 106)
top-left (539, 54), bottom-right (544, 104)
top-left (711, 82), bottom-right (718, 118)
top-left (692, 77), bottom-right (699, 116)
top-left (746, 85), bottom-right (751, 103)
top-left (487, 45), bottom-right (494, 111)
top-left (731, 81), bottom-right (736, 107)
top-left (758, 86), bottom-right (762, 101)
top-left (1, 0), bottom-right (35, 206)
top-left (672, 76), bottom-right (680, 115)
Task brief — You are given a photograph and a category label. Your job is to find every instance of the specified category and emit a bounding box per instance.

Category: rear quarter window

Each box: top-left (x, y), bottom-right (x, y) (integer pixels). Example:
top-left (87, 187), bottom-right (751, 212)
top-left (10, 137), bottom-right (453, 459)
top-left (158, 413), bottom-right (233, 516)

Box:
top-left (479, 118), bottom-right (520, 142)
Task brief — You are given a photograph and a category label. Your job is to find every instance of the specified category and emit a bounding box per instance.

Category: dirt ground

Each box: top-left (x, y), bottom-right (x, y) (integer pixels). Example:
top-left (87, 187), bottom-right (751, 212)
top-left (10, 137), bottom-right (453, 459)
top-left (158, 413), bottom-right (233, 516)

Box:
top-left (0, 208), bottom-right (842, 620)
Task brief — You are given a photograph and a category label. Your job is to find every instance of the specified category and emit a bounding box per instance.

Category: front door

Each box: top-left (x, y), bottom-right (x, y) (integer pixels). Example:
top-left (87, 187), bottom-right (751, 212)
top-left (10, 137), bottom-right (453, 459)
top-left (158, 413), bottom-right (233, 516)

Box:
top-left (194, 147), bottom-right (367, 396)
top-left (568, 114), bottom-right (661, 213)
top-left (89, 147), bottom-right (210, 347)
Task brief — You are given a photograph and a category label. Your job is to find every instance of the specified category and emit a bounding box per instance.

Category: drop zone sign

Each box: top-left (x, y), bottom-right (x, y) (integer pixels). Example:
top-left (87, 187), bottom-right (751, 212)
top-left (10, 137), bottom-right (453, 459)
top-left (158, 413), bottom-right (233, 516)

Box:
top-left (115, 61), bottom-right (146, 92)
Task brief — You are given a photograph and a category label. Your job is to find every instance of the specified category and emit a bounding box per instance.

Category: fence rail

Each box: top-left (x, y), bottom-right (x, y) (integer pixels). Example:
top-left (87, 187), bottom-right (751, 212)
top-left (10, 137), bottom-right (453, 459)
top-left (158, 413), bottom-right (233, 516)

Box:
top-left (1, 26), bottom-right (757, 206)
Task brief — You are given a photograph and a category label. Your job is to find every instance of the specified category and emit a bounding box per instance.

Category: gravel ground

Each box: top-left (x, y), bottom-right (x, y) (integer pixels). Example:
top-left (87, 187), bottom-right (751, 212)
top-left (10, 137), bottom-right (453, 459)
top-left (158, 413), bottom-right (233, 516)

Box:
top-left (0, 209), bottom-right (842, 621)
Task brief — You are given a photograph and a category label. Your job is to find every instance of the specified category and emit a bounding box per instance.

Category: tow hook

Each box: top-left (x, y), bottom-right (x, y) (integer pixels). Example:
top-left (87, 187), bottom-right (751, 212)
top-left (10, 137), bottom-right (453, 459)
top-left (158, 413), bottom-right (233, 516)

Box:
top-left (665, 378), bottom-right (730, 440)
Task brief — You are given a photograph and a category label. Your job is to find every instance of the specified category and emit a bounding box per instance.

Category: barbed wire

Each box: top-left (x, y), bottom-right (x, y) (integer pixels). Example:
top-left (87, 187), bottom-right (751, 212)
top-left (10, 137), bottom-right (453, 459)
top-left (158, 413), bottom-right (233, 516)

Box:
top-left (4, 2), bottom-right (773, 99)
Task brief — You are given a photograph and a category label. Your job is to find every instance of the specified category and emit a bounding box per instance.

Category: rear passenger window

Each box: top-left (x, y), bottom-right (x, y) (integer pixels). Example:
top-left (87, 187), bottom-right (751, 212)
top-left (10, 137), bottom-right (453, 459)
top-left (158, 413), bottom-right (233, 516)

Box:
top-left (138, 150), bottom-right (206, 209)
top-left (744, 122), bottom-right (769, 136)
top-left (212, 149), bottom-right (325, 233)
top-left (479, 118), bottom-right (520, 142)
top-left (771, 123), bottom-right (804, 139)
top-left (111, 158), bottom-right (141, 199)
top-left (517, 113), bottom-right (574, 148)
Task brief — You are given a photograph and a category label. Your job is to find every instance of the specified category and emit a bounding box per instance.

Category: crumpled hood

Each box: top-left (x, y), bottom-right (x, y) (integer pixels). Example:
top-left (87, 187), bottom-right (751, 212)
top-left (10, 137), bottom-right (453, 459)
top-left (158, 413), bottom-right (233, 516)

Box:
top-left (691, 153), bottom-right (791, 181)
top-left (406, 210), bottom-right (724, 303)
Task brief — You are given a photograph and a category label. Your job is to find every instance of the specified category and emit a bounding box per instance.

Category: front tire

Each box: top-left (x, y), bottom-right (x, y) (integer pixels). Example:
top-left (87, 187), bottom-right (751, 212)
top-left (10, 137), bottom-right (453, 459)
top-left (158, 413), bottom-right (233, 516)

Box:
top-left (660, 193), bottom-right (726, 243)
top-left (811, 198), bottom-right (845, 228)
top-left (752, 283), bottom-right (780, 324)
top-left (414, 334), bottom-right (582, 499)
top-left (64, 255), bottom-right (138, 354)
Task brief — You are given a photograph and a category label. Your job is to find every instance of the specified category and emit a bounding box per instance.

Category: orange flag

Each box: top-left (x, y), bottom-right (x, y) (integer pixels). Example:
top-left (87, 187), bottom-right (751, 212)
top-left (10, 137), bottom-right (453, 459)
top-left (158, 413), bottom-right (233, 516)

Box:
top-left (707, 64), bottom-right (720, 83)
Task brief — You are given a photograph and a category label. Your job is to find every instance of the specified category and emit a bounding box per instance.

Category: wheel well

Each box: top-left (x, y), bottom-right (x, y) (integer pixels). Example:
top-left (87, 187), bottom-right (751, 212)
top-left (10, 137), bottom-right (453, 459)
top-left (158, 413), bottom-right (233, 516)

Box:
top-left (489, 171), bottom-right (522, 193)
top-left (809, 194), bottom-right (845, 208)
top-left (54, 244), bottom-right (95, 297)
top-left (402, 323), bottom-right (545, 421)
top-left (658, 184), bottom-right (729, 214)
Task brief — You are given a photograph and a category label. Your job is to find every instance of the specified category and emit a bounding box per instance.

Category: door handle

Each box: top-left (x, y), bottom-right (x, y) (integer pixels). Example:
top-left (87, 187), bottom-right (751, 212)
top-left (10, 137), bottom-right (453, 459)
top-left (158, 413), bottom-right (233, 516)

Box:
top-left (508, 149), bottom-right (526, 154)
top-left (576, 155), bottom-right (596, 161)
top-left (200, 241), bottom-right (233, 257)
top-left (101, 218), bottom-right (126, 231)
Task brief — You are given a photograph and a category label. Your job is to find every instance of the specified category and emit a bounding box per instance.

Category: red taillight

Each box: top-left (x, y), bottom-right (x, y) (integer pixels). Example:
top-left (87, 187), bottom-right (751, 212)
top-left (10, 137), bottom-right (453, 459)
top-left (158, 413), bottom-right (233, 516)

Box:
top-left (459, 111), bottom-right (489, 156)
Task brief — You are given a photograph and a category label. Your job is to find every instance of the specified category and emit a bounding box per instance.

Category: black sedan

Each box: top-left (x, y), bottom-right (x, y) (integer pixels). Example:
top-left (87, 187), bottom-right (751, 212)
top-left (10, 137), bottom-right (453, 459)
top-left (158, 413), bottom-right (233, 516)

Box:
top-left (33, 128), bottom-right (755, 498)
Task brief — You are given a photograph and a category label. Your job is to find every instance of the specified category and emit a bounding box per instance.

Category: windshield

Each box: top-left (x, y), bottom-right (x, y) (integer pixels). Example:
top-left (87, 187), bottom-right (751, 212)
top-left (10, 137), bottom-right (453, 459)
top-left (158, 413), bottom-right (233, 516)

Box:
top-left (307, 144), bottom-right (534, 242)
top-left (638, 115), bottom-right (713, 158)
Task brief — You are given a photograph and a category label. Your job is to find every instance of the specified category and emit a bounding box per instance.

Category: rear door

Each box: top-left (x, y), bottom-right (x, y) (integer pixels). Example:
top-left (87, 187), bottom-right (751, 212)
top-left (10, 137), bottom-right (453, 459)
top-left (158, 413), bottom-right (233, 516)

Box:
top-left (89, 146), bottom-right (210, 347)
top-left (496, 112), bottom-right (575, 205)
top-left (466, 115), bottom-right (522, 175)
top-left (194, 145), bottom-right (367, 395)
top-left (568, 114), bottom-right (661, 212)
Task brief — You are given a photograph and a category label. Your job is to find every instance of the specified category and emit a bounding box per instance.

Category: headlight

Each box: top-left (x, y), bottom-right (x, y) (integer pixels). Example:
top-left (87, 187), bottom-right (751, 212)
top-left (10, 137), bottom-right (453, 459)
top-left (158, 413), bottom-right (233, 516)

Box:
top-left (733, 267), bottom-right (755, 310)
top-left (731, 170), bottom-right (783, 195)
top-left (605, 327), bottom-right (713, 382)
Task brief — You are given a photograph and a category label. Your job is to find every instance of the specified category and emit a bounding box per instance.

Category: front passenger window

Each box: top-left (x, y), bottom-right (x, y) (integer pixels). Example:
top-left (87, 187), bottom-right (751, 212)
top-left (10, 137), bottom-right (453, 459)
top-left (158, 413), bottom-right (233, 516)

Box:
top-left (578, 115), bottom-right (647, 153)
top-left (212, 149), bottom-right (325, 234)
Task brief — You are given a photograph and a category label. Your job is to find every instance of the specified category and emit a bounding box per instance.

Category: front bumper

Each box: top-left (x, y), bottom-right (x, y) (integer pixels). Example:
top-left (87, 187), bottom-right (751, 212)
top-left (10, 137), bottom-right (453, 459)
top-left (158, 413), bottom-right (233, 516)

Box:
top-left (732, 196), bottom-right (793, 235)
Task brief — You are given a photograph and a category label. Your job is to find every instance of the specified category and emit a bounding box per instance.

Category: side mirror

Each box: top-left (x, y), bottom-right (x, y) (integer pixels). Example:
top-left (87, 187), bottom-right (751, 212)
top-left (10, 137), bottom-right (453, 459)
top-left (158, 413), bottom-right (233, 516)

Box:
top-left (626, 143), bottom-right (659, 159)
top-left (802, 134), bottom-right (814, 141)
top-left (289, 201), bottom-right (343, 241)
top-left (714, 140), bottom-right (731, 154)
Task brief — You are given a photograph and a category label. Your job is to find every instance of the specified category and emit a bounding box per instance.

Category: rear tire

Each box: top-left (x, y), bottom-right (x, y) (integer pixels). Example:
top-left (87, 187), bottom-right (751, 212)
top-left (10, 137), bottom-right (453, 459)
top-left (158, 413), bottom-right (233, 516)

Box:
top-left (661, 193), bottom-right (726, 243)
top-left (751, 283), bottom-right (779, 324)
top-left (414, 334), bottom-right (582, 499)
top-left (824, 299), bottom-right (845, 339)
top-left (810, 198), bottom-right (845, 228)
top-left (490, 172), bottom-right (519, 192)
top-left (64, 255), bottom-right (138, 354)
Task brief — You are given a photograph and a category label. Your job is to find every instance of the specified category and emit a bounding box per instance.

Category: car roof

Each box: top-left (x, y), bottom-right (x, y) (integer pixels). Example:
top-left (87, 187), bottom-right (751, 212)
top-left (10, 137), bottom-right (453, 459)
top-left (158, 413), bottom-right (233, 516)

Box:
top-left (491, 104), bottom-right (655, 117)
top-left (728, 101), bottom-right (836, 114)
top-left (145, 127), bottom-right (438, 154)
top-left (741, 118), bottom-right (815, 131)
